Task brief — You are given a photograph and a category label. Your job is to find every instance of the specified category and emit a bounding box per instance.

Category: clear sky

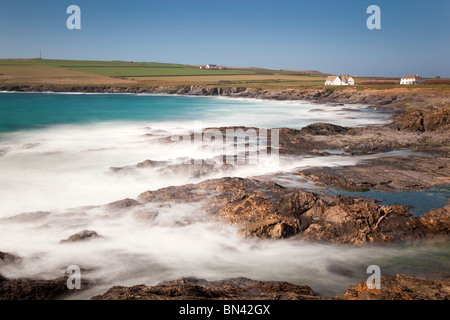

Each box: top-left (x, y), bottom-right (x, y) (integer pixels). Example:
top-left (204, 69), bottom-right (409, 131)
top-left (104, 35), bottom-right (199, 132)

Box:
top-left (0, 0), bottom-right (449, 77)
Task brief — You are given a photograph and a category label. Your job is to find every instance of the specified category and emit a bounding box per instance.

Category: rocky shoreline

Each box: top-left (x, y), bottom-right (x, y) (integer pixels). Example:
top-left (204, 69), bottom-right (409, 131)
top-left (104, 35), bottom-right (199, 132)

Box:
top-left (1, 83), bottom-right (449, 111)
top-left (91, 275), bottom-right (450, 300)
top-left (0, 84), bottom-right (449, 300)
top-left (1, 262), bottom-right (449, 300)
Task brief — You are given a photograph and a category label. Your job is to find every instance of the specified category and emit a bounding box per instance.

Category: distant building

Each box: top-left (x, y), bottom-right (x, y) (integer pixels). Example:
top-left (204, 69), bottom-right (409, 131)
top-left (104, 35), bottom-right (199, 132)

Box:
top-left (206, 64), bottom-right (218, 70)
top-left (400, 75), bottom-right (425, 85)
top-left (325, 75), bottom-right (355, 86)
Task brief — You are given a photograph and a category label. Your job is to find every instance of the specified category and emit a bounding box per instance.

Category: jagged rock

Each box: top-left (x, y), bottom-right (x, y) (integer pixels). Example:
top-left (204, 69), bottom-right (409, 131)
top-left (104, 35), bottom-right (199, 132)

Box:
top-left (0, 273), bottom-right (93, 300)
top-left (157, 162), bottom-right (233, 179)
top-left (301, 200), bottom-right (423, 244)
top-left (297, 156), bottom-right (450, 192)
top-left (91, 277), bottom-right (317, 300)
top-left (341, 274), bottom-right (450, 300)
top-left (419, 200), bottom-right (450, 234)
top-left (0, 277), bottom-right (69, 300)
top-left (105, 198), bottom-right (141, 209)
top-left (391, 104), bottom-right (450, 132)
top-left (136, 160), bottom-right (168, 168)
top-left (92, 274), bottom-right (450, 300)
top-left (299, 123), bottom-right (349, 136)
top-left (60, 230), bottom-right (102, 243)
top-left (137, 177), bottom-right (434, 243)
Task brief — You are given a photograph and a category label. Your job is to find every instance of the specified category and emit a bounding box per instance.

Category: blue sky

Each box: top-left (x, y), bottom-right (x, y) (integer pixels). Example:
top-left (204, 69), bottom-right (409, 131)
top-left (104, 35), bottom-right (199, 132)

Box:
top-left (0, 0), bottom-right (449, 77)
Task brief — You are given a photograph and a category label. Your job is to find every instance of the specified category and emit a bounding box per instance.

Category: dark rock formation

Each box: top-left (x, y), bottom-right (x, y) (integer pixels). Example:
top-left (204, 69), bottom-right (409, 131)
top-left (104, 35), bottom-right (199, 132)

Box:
top-left (136, 177), bottom-right (447, 244)
top-left (302, 198), bottom-right (424, 244)
top-left (341, 274), bottom-right (450, 300)
top-left (0, 273), bottom-right (93, 300)
top-left (391, 104), bottom-right (450, 132)
top-left (297, 156), bottom-right (450, 192)
top-left (299, 123), bottom-right (349, 136)
top-left (91, 277), bottom-right (317, 300)
top-left (419, 200), bottom-right (450, 234)
top-left (136, 159), bottom-right (169, 168)
top-left (109, 158), bottom-right (233, 179)
top-left (91, 274), bottom-right (450, 300)
top-left (0, 277), bottom-right (70, 300)
top-left (105, 198), bottom-right (142, 209)
top-left (59, 230), bottom-right (102, 243)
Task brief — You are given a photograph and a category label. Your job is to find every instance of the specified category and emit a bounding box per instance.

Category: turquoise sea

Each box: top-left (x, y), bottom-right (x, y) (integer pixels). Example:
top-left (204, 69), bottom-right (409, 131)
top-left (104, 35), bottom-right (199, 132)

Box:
top-left (0, 92), bottom-right (389, 133)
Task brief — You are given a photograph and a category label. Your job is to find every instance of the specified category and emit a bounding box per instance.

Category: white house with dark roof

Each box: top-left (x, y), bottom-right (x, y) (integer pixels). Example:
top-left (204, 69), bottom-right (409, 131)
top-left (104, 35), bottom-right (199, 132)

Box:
top-left (400, 75), bottom-right (425, 85)
top-left (205, 64), bottom-right (218, 70)
top-left (325, 75), bottom-right (354, 86)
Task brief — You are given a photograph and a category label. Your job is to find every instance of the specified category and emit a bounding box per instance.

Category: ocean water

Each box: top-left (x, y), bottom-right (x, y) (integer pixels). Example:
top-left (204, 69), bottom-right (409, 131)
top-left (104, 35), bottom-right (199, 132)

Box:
top-left (0, 92), bottom-right (448, 298)
top-left (0, 92), bottom-right (391, 215)
top-left (0, 92), bottom-right (389, 133)
top-left (324, 185), bottom-right (450, 216)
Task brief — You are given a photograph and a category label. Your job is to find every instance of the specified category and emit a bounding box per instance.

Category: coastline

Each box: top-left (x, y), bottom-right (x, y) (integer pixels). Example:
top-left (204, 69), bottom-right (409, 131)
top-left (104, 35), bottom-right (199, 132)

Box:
top-left (2, 83), bottom-right (449, 111)
top-left (0, 84), bottom-right (449, 300)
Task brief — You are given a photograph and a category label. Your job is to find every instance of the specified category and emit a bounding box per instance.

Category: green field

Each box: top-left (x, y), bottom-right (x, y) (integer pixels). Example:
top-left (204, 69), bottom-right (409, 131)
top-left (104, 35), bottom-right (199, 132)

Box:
top-left (65, 66), bottom-right (256, 77)
top-left (0, 59), bottom-right (312, 78)
top-left (0, 58), bottom-right (449, 91)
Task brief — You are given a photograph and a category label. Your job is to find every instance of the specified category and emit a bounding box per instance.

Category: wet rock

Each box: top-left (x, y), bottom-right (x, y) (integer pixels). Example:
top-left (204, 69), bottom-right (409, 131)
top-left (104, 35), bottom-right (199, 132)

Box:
top-left (419, 200), bottom-right (450, 234)
top-left (157, 162), bottom-right (233, 179)
top-left (198, 178), bottom-right (318, 239)
top-left (0, 272), bottom-right (93, 300)
top-left (301, 201), bottom-right (424, 244)
top-left (136, 159), bottom-right (168, 168)
top-left (138, 184), bottom-right (204, 204)
top-left (91, 277), bottom-right (317, 300)
top-left (92, 274), bottom-right (450, 300)
top-left (110, 158), bottom-right (232, 179)
top-left (108, 166), bottom-right (131, 174)
top-left (218, 181), bottom-right (423, 244)
top-left (109, 160), bottom-right (169, 175)
top-left (106, 198), bottom-right (142, 209)
top-left (297, 156), bottom-right (450, 192)
top-left (341, 274), bottom-right (450, 300)
top-left (391, 104), bottom-right (450, 132)
top-left (60, 230), bottom-right (102, 243)
top-left (137, 177), bottom-right (432, 243)
top-left (299, 123), bottom-right (349, 136)
top-left (0, 277), bottom-right (69, 300)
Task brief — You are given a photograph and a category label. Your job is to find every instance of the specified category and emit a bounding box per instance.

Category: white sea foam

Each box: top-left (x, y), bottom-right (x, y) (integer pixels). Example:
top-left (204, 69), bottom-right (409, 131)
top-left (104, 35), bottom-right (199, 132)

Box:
top-left (0, 97), bottom-right (444, 299)
top-left (0, 119), bottom-right (395, 217)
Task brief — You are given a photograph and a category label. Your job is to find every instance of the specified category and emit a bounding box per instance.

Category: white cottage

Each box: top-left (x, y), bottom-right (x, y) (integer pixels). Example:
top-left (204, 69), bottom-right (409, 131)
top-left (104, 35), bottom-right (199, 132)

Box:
top-left (206, 64), bottom-right (218, 70)
top-left (400, 75), bottom-right (424, 85)
top-left (325, 75), bottom-right (354, 86)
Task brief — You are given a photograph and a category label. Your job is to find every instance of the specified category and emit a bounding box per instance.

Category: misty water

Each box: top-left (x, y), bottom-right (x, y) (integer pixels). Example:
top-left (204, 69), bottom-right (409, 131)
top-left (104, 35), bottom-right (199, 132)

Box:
top-left (0, 92), bottom-right (448, 298)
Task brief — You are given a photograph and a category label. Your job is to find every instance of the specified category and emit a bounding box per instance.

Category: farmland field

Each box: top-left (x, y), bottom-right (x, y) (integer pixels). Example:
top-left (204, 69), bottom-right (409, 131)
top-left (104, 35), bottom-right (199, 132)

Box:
top-left (0, 59), bottom-right (449, 91)
top-left (65, 66), bottom-right (256, 77)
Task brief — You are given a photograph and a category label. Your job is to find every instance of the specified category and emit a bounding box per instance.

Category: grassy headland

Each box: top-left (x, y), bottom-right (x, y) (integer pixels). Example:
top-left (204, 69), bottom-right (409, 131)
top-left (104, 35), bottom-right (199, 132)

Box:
top-left (0, 58), bottom-right (449, 96)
